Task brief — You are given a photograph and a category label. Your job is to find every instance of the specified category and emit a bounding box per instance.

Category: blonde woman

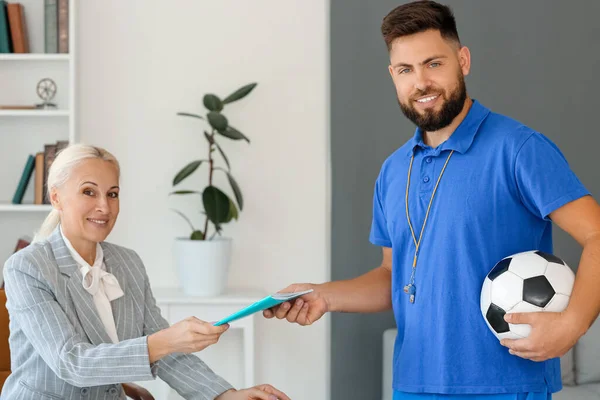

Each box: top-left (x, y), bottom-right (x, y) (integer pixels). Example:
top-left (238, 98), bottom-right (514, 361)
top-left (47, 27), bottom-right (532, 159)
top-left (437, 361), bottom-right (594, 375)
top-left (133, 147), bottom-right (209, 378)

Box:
top-left (2, 144), bottom-right (289, 400)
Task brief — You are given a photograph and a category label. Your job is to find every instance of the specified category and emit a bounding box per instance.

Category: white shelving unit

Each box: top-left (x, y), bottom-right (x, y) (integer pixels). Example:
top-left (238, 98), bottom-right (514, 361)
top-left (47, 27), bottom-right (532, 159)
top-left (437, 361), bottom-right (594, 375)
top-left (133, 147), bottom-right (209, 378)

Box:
top-left (0, 0), bottom-right (76, 265)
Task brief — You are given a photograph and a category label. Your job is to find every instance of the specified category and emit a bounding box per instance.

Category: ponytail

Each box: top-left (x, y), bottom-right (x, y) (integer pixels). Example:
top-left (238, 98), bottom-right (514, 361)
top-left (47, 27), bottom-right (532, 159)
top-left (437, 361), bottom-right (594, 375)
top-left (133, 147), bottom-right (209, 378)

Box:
top-left (33, 209), bottom-right (61, 243)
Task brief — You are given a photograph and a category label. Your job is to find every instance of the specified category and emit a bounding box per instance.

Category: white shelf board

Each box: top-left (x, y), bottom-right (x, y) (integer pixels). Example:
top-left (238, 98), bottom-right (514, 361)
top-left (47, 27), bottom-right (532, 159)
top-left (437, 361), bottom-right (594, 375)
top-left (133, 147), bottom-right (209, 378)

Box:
top-left (0, 204), bottom-right (52, 212)
top-left (0, 54), bottom-right (70, 61)
top-left (0, 110), bottom-right (70, 117)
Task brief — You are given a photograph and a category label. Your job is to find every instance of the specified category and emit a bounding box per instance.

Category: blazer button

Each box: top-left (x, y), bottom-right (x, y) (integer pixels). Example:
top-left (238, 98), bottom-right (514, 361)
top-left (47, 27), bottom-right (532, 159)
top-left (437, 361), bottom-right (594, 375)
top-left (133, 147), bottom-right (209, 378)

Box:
top-left (80, 387), bottom-right (89, 396)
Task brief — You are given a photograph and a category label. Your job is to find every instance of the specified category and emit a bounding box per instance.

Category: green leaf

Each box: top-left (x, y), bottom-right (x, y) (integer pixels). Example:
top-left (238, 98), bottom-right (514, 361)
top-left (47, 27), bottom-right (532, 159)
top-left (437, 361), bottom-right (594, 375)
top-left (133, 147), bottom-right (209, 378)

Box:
top-left (203, 94), bottom-right (223, 112)
top-left (225, 172), bottom-right (243, 210)
top-left (170, 208), bottom-right (196, 232)
top-left (222, 83), bottom-right (257, 104)
top-left (203, 186), bottom-right (231, 224)
top-left (190, 230), bottom-right (205, 240)
top-left (169, 190), bottom-right (201, 195)
top-left (207, 111), bottom-right (228, 132)
top-left (225, 199), bottom-right (239, 222)
top-left (216, 126), bottom-right (250, 143)
top-left (215, 141), bottom-right (230, 170)
top-left (173, 160), bottom-right (204, 186)
top-left (177, 112), bottom-right (205, 120)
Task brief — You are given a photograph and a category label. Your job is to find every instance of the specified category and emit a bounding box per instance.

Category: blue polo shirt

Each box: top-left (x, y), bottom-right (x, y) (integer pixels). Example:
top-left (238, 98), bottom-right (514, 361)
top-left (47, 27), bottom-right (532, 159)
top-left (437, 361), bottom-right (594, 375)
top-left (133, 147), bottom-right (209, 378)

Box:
top-left (370, 100), bottom-right (589, 395)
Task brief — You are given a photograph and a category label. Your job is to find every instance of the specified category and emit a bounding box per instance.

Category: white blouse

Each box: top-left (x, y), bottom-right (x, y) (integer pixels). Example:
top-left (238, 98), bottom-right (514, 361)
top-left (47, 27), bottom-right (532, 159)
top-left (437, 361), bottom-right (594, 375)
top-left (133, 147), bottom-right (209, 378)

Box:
top-left (60, 226), bottom-right (124, 344)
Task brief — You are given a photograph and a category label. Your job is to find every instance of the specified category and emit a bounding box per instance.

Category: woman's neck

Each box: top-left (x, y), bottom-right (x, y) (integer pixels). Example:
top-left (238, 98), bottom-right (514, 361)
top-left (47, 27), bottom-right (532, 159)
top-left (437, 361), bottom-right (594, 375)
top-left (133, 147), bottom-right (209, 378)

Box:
top-left (62, 228), bottom-right (97, 265)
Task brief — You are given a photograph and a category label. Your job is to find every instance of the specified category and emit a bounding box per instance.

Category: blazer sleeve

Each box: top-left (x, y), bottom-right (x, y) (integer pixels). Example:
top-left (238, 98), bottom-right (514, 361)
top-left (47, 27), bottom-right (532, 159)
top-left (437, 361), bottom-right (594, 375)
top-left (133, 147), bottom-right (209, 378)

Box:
top-left (3, 251), bottom-right (156, 387)
top-left (132, 250), bottom-right (235, 400)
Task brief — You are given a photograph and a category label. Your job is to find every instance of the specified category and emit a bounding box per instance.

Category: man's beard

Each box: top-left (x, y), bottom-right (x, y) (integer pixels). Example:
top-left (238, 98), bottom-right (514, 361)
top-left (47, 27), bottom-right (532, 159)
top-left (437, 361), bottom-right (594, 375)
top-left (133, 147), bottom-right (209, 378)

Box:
top-left (399, 74), bottom-right (467, 132)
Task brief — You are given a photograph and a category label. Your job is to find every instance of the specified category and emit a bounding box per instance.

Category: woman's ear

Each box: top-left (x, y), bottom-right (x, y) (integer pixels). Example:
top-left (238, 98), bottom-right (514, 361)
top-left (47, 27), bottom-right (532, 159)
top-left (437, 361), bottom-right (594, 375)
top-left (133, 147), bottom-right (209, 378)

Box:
top-left (50, 188), bottom-right (62, 211)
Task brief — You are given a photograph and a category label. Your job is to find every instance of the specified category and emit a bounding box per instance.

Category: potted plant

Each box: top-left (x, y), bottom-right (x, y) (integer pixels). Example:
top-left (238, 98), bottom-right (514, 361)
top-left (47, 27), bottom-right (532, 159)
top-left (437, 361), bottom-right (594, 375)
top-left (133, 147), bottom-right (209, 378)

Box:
top-left (171, 82), bottom-right (256, 296)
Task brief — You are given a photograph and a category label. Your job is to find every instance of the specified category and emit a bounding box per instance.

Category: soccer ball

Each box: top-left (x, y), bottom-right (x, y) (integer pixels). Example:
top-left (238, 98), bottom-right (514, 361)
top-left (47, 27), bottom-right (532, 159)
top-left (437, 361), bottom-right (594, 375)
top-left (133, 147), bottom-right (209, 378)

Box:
top-left (480, 250), bottom-right (575, 340)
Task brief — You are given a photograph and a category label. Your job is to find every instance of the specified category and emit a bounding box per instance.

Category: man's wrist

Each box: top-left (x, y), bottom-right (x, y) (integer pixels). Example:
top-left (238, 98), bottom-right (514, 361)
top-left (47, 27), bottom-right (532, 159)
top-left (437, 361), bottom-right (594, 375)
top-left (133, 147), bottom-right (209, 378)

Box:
top-left (320, 282), bottom-right (337, 313)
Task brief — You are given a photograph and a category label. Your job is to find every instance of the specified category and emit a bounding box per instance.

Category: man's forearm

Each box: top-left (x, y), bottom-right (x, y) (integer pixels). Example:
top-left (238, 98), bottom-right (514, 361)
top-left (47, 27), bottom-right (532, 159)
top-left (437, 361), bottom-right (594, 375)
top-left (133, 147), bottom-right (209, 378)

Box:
top-left (322, 266), bottom-right (392, 313)
top-left (565, 234), bottom-right (600, 334)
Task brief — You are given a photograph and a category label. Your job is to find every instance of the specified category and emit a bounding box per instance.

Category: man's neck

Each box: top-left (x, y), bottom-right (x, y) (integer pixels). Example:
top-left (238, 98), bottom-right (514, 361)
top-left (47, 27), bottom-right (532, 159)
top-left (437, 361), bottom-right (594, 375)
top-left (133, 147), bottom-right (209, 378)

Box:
top-left (423, 97), bottom-right (473, 148)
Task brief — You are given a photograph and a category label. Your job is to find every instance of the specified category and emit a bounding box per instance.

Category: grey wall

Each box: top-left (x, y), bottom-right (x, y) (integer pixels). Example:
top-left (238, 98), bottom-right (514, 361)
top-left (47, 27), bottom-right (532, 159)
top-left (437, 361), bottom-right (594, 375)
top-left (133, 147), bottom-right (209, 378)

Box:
top-left (330, 1), bottom-right (600, 399)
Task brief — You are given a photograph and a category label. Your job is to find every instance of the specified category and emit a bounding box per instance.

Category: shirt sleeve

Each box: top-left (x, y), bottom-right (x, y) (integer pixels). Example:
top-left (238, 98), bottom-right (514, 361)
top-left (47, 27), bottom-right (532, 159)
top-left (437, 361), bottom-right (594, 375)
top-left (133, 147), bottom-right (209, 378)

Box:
top-left (369, 171), bottom-right (393, 247)
top-left (514, 132), bottom-right (590, 220)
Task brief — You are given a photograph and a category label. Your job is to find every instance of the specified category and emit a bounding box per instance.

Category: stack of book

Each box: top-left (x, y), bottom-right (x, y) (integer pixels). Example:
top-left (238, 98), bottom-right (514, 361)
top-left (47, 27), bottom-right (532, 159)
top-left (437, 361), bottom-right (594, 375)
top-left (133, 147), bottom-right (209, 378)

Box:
top-left (0, 0), bottom-right (69, 54)
top-left (11, 140), bottom-right (68, 205)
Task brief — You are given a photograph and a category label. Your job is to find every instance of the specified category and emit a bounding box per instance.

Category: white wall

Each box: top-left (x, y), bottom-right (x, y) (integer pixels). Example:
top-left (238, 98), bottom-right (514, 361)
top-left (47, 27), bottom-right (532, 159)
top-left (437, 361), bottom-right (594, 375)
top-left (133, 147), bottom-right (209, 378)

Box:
top-left (77, 1), bottom-right (330, 399)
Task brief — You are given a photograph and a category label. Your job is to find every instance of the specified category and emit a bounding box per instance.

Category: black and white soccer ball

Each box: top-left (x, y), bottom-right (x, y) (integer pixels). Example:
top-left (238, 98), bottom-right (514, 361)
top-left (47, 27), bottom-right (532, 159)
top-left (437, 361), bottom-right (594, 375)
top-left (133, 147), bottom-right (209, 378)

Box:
top-left (480, 250), bottom-right (575, 340)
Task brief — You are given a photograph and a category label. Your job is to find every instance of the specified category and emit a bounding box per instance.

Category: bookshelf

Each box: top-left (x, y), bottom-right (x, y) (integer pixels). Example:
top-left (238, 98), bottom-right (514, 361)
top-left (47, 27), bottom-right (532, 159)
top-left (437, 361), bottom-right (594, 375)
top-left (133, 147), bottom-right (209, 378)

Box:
top-left (0, 0), bottom-right (76, 266)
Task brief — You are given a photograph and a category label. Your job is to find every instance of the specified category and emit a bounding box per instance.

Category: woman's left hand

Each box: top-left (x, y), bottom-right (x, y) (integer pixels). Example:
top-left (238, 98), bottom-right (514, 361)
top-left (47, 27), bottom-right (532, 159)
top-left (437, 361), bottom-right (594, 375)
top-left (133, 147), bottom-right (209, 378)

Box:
top-left (216, 384), bottom-right (291, 400)
top-left (122, 382), bottom-right (155, 400)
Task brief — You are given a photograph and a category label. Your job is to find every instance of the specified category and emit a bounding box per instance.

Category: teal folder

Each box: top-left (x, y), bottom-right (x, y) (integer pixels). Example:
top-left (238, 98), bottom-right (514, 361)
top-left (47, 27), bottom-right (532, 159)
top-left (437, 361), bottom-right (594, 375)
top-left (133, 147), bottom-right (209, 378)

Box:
top-left (214, 289), bottom-right (313, 326)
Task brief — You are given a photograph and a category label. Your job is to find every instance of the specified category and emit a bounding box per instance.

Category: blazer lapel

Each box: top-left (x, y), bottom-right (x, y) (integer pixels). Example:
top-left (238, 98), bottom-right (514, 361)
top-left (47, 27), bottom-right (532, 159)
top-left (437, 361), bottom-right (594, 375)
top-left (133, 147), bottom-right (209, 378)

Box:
top-left (50, 227), bottom-right (114, 345)
top-left (102, 243), bottom-right (134, 341)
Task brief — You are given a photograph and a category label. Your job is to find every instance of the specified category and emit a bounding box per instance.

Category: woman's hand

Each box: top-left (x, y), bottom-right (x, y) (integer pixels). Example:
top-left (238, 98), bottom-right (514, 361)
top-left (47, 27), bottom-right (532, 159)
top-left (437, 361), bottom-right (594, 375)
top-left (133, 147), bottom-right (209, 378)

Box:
top-left (122, 382), bottom-right (155, 400)
top-left (215, 384), bottom-right (291, 400)
top-left (147, 317), bottom-right (229, 362)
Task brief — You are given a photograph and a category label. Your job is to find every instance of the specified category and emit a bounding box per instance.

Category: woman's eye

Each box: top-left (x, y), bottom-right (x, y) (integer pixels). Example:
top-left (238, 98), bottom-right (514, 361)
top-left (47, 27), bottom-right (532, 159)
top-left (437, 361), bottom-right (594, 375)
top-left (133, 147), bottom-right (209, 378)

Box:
top-left (83, 189), bottom-right (94, 196)
top-left (109, 192), bottom-right (119, 199)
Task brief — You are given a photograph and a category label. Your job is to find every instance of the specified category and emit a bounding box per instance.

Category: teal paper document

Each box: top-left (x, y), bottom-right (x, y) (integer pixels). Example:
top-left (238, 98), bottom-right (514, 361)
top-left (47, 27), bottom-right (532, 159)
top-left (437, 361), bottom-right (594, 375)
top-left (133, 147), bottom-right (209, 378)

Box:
top-left (213, 289), bottom-right (314, 326)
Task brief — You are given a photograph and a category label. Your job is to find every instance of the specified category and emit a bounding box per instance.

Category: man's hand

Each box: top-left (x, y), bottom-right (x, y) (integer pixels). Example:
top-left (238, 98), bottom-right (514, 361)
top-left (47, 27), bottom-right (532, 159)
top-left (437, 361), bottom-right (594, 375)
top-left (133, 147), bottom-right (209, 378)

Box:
top-left (262, 283), bottom-right (328, 326)
top-left (500, 311), bottom-right (585, 362)
top-left (122, 383), bottom-right (155, 400)
top-left (215, 384), bottom-right (291, 400)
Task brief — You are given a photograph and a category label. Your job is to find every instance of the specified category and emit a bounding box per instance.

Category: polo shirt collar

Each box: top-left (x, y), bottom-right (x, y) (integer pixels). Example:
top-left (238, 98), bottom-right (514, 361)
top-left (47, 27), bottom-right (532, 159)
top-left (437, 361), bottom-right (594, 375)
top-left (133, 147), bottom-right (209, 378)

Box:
top-left (406, 99), bottom-right (490, 157)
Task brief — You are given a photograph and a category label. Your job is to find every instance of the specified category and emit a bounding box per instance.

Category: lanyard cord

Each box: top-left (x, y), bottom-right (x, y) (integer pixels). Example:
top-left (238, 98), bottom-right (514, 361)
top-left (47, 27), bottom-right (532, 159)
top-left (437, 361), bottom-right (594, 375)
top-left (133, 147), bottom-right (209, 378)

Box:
top-left (404, 150), bottom-right (454, 301)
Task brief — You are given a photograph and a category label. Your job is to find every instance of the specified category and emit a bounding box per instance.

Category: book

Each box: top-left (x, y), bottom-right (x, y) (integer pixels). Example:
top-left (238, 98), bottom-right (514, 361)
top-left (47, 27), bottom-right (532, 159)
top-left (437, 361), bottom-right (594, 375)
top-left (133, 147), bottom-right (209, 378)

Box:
top-left (56, 139), bottom-right (68, 156)
top-left (11, 154), bottom-right (35, 204)
top-left (0, 105), bottom-right (36, 109)
top-left (44, 0), bottom-right (57, 53)
top-left (57, 0), bottom-right (67, 53)
top-left (6, 2), bottom-right (29, 53)
top-left (0, 236), bottom-right (31, 289)
top-left (213, 289), bottom-right (314, 326)
top-left (43, 143), bottom-right (57, 204)
top-left (34, 151), bottom-right (44, 204)
top-left (0, 0), bottom-right (10, 53)
top-left (13, 236), bottom-right (30, 253)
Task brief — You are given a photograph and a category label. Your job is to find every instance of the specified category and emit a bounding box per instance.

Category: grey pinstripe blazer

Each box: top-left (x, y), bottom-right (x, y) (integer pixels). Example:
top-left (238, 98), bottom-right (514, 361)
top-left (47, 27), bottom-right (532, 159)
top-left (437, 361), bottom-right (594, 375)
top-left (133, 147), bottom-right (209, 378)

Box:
top-left (1, 227), bottom-right (233, 400)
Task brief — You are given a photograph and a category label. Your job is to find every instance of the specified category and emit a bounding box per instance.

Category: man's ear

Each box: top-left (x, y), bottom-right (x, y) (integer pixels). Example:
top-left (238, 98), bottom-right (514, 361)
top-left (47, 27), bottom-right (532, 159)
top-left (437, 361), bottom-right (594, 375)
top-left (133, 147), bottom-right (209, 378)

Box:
top-left (458, 45), bottom-right (471, 77)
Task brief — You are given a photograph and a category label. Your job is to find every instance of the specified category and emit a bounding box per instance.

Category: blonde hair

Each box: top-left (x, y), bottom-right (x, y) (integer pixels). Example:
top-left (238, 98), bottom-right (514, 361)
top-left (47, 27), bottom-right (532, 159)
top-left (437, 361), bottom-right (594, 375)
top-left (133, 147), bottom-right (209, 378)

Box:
top-left (33, 144), bottom-right (120, 243)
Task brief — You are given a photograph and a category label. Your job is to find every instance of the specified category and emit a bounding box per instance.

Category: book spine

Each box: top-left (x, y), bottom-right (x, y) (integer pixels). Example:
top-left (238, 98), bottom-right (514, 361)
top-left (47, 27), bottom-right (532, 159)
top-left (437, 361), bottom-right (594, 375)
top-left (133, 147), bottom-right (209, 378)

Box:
top-left (6, 3), bottom-right (28, 53)
top-left (0, 1), bottom-right (11, 53)
top-left (44, 0), bottom-right (58, 53)
top-left (34, 152), bottom-right (44, 205)
top-left (57, 0), bottom-right (68, 53)
top-left (43, 144), bottom-right (57, 204)
top-left (11, 154), bottom-right (35, 204)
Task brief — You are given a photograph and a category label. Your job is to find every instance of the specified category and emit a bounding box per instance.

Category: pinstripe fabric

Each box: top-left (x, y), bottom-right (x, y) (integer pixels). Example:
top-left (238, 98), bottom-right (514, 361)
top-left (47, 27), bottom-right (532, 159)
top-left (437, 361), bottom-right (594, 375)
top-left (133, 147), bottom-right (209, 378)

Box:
top-left (1, 227), bottom-right (233, 399)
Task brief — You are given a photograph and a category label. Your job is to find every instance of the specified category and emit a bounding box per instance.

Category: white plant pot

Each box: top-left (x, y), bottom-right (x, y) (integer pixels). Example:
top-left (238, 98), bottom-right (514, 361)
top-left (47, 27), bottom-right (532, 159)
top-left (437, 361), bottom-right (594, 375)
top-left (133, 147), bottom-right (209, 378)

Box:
top-left (174, 237), bottom-right (232, 297)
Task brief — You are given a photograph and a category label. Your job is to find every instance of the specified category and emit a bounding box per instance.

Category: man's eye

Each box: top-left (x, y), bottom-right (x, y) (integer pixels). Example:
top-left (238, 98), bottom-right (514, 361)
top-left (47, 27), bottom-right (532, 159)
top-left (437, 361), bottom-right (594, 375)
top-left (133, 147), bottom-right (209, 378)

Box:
top-left (399, 68), bottom-right (411, 75)
top-left (430, 62), bottom-right (441, 68)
